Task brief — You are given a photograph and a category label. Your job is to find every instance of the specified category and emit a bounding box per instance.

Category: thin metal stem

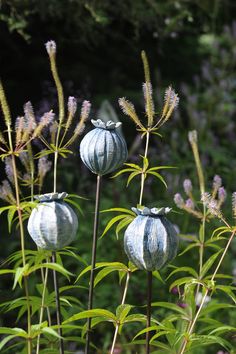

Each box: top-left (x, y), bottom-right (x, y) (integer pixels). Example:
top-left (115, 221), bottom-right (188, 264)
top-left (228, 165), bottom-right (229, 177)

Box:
top-left (52, 251), bottom-right (64, 354)
top-left (146, 271), bottom-right (152, 354)
top-left (85, 174), bottom-right (102, 354)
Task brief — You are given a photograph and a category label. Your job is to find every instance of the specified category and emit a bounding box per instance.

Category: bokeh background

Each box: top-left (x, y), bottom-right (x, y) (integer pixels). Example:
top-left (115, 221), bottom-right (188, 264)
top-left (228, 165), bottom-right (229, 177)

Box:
top-left (1, 1), bottom-right (236, 353)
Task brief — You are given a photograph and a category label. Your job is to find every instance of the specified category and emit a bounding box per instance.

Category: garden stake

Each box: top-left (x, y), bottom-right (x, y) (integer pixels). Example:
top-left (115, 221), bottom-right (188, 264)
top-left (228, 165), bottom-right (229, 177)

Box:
top-left (85, 174), bottom-right (102, 354)
top-left (146, 271), bottom-right (152, 354)
top-left (52, 251), bottom-right (64, 354)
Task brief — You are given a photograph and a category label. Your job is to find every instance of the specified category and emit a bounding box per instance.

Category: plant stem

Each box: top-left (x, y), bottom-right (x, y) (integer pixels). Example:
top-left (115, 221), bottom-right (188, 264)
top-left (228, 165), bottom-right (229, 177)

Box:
top-left (11, 154), bottom-right (32, 354)
top-left (52, 251), bottom-right (64, 354)
top-left (85, 174), bottom-right (102, 354)
top-left (178, 229), bottom-right (236, 354)
top-left (139, 131), bottom-right (150, 205)
top-left (110, 271), bottom-right (131, 354)
top-left (146, 271), bottom-right (152, 354)
top-left (53, 150), bottom-right (59, 193)
top-left (36, 265), bottom-right (49, 354)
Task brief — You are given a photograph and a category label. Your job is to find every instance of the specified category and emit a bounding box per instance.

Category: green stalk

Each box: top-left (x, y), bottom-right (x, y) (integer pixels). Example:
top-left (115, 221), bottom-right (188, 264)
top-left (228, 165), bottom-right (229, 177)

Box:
top-left (139, 131), bottom-right (153, 354)
top-left (110, 271), bottom-right (131, 354)
top-left (36, 266), bottom-right (48, 353)
top-left (52, 251), bottom-right (64, 354)
top-left (139, 131), bottom-right (150, 205)
top-left (85, 174), bottom-right (102, 354)
top-left (0, 83), bottom-right (32, 353)
top-left (178, 229), bottom-right (236, 354)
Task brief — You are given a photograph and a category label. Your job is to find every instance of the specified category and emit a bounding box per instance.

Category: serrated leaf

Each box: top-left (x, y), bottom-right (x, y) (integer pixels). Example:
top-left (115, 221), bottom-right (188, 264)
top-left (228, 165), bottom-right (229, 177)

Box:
top-left (124, 163), bottom-right (142, 170)
top-left (126, 171), bottom-right (141, 186)
top-left (101, 214), bottom-right (127, 238)
top-left (166, 267), bottom-right (198, 280)
top-left (178, 243), bottom-right (199, 256)
top-left (64, 198), bottom-right (83, 215)
top-left (169, 277), bottom-right (197, 292)
top-left (112, 168), bottom-right (137, 178)
top-left (100, 207), bottom-right (135, 216)
top-left (94, 264), bottom-right (128, 287)
top-left (152, 302), bottom-right (187, 316)
top-left (116, 304), bottom-right (132, 323)
top-left (27, 263), bottom-right (73, 280)
top-left (200, 250), bottom-right (223, 278)
top-left (115, 216), bottom-right (133, 239)
top-left (147, 171), bottom-right (167, 188)
top-left (13, 264), bottom-right (29, 289)
top-left (42, 327), bottom-right (63, 339)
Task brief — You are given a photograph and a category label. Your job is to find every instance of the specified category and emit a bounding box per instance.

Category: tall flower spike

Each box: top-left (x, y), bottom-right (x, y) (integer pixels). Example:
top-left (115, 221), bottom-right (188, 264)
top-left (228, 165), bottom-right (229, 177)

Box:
top-left (201, 192), bottom-right (222, 218)
top-left (119, 97), bottom-right (144, 129)
top-left (161, 86), bottom-right (179, 121)
top-left (232, 192), bottom-right (236, 218)
top-left (218, 187), bottom-right (227, 203)
top-left (0, 180), bottom-right (16, 204)
top-left (15, 116), bottom-right (24, 144)
top-left (174, 193), bottom-right (185, 208)
top-left (188, 130), bottom-right (198, 144)
top-left (33, 111), bottom-right (55, 137)
top-left (45, 40), bottom-right (56, 56)
top-left (24, 101), bottom-right (36, 133)
top-left (183, 179), bottom-right (193, 196)
top-left (38, 155), bottom-right (52, 191)
top-left (4, 157), bottom-right (14, 184)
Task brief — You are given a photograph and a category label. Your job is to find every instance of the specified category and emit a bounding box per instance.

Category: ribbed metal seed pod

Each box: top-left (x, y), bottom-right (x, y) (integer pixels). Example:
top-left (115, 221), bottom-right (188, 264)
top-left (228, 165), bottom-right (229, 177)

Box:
top-left (124, 207), bottom-right (178, 271)
top-left (80, 119), bottom-right (128, 175)
top-left (27, 192), bottom-right (78, 251)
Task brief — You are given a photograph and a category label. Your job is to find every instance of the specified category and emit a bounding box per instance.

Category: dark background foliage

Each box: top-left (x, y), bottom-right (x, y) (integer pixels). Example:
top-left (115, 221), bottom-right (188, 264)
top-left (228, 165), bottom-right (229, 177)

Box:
top-left (1, 1), bottom-right (236, 352)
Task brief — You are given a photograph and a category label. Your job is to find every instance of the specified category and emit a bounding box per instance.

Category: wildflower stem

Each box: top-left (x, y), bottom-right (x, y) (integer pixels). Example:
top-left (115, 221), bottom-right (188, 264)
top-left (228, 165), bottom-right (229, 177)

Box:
top-left (53, 150), bottom-right (58, 193)
top-left (36, 265), bottom-right (49, 354)
top-left (110, 271), bottom-right (131, 354)
top-left (179, 229), bottom-right (236, 354)
top-left (85, 174), bottom-right (102, 354)
top-left (139, 131), bottom-right (150, 205)
top-left (52, 251), bottom-right (64, 354)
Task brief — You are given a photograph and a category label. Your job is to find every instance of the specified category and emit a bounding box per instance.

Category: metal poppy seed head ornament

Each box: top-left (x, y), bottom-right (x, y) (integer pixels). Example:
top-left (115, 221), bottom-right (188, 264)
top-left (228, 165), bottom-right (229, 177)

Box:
top-left (27, 192), bottom-right (78, 251)
top-left (124, 206), bottom-right (179, 271)
top-left (80, 119), bottom-right (128, 175)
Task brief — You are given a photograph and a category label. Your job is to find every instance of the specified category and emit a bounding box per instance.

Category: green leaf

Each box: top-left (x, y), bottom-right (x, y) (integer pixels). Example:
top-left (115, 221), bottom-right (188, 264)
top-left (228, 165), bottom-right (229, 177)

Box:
top-left (13, 264), bottom-right (29, 289)
top-left (112, 168), bottom-right (137, 178)
top-left (178, 243), bottom-right (199, 256)
top-left (152, 271), bottom-right (165, 284)
top-left (148, 166), bottom-right (175, 171)
top-left (116, 304), bottom-right (132, 323)
top-left (0, 269), bottom-right (15, 276)
top-left (101, 214), bottom-right (128, 238)
top-left (147, 171), bottom-right (167, 188)
top-left (215, 285), bottom-right (236, 303)
top-left (0, 205), bottom-right (15, 215)
top-left (0, 327), bottom-right (27, 336)
top-left (124, 162), bottom-right (142, 170)
top-left (27, 263), bottom-right (73, 280)
top-left (126, 171), bottom-right (141, 186)
top-left (152, 302), bottom-right (187, 316)
top-left (42, 327), bottom-right (63, 339)
top-left (0, 335), bottom-right (17, 351)
top-left (94, 263), bottom-right (128, 287)
top-left (63, 309), bottom-right (116, 324)
top-left (169, 277), bottom-right (198, 292)
top-left (100, 207), bottom-right (135, 216)
top-left (7, 206), bottom-right (17, 233)
top-left (64, 198), bottom-right (83, 215)
top-left (200, 250), bottom-right (223, 278)
top-left (200, 303), bottom-right (235, 317)
top-left (166, 267), bottom-right (198, 280)
top-left (115, 216), bottom-right (133, 239)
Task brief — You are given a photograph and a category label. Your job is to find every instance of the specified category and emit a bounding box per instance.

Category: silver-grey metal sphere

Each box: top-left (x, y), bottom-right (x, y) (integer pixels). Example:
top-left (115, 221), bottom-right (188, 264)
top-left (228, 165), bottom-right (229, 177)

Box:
top-left (124, 207), bottom-right (178, 271)
top-left (27, 192), bottom-right (78, 251)
top-left (80, 119), bottom-right (128, 175)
